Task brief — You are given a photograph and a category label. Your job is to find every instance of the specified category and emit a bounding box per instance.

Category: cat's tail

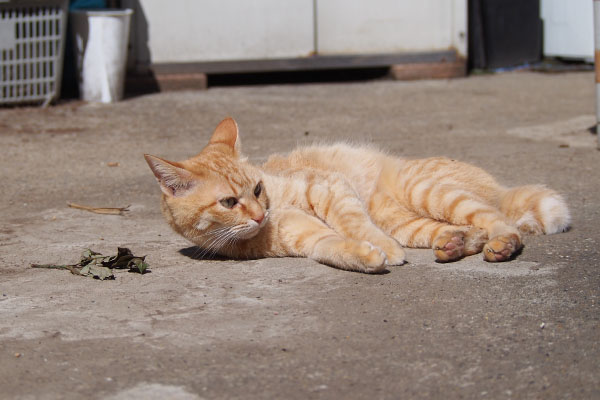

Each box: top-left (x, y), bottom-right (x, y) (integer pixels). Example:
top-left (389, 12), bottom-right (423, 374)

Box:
top-left (499, 185), bottom-right (571, 235)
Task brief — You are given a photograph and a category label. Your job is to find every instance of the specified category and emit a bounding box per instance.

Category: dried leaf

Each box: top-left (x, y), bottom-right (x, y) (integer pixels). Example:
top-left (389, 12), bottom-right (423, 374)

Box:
top-left (130, 258), bottom-right (148, 274)
top-left (80, 264), bottom-right (114, 280)
top-left (31, 247), bottom-right (149, 279)
top-left (67, 202), bottom-right (130, 215)
top-left (102, 247), bottom-right (135, 268)
top-left (99, 247), bottom-right (148, 274)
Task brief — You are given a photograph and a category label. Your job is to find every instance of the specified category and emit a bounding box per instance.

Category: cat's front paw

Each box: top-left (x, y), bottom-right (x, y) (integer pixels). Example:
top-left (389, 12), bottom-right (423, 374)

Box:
top-left (382, 241), bottom-right (406, 266)
top-left (355, 241), bottom-right (387, 273)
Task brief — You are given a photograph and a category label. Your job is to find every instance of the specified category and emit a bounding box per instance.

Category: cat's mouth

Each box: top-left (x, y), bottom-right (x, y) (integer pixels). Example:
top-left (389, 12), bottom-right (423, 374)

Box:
top-left (237, 210), bottom-right (270, 240)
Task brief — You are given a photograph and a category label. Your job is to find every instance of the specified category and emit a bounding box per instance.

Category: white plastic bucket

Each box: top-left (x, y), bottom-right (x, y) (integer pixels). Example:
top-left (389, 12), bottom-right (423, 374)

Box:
top-left (70, 9), bottom-right (133, 103)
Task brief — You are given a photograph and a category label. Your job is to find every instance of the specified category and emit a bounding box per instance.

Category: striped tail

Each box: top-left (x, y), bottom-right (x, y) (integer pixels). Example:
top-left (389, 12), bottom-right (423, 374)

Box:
top-left (500, 185), bottom-right (571, 235)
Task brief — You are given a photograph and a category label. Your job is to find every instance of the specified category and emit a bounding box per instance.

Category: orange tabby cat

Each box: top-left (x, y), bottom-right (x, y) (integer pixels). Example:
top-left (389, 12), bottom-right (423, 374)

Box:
top-left (144, 118), bottom-right (570, 273)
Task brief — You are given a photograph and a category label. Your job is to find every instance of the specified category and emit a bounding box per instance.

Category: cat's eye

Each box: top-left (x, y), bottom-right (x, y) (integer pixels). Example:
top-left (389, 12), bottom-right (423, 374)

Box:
top-left (220, 197), bottom-right (238, 209)
top-left (254, 182), bottom-right (263, 197)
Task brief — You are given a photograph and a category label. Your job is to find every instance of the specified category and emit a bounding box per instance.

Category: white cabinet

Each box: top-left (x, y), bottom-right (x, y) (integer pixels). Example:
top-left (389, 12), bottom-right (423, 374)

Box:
top-left (541, 0), bottom-right (594, 60)
top-left (316, 0), bottom-right (466, 56)
top-left (126, 0), bottom-right (467, 69)
top-left (128, 0), bottom-right (314, 63)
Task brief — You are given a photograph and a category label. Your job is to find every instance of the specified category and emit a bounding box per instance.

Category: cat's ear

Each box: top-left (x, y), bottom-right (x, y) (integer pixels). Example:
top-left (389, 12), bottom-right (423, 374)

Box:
top-left (209, 117), bottom-right (241, 156)
top-left (144, 154), bottom-right (198, 197)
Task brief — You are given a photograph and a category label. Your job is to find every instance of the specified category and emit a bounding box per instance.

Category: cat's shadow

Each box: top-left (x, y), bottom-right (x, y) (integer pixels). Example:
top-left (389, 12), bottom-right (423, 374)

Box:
top-left (178, 246), bottom-right (231, 261)
top-left (178, 246), bottom-right (392, 274)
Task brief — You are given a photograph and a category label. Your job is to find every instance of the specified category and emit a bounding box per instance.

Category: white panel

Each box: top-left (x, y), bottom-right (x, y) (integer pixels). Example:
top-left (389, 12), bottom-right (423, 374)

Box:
top-left (451, 0), bottom-right (467, 57)
top-left (136, 0), bottom-right (314, 63)
top-left (541, 0), bottom-right (594, 60)
top-left (316, 0), bottom-right (467, 55)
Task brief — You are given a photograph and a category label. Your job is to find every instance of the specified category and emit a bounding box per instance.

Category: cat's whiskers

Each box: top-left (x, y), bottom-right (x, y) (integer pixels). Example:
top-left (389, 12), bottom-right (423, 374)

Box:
top-left (193, 223), bottom-right (252, 259)
top-left (189, 226), bottom-right (227, 258)
top-left (196, 230), bottom-right (233, 258)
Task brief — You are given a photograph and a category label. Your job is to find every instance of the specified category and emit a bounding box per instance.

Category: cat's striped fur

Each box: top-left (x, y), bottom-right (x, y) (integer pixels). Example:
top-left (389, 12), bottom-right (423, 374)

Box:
top-left (145, 118), bottom-right (570, 273)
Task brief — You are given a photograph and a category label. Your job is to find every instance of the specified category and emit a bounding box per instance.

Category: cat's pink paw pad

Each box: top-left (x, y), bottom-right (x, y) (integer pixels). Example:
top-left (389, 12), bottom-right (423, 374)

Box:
top-left (483, 234), bottom-right (522, 262)
top-left (433, 231), bottom-right (466, 262)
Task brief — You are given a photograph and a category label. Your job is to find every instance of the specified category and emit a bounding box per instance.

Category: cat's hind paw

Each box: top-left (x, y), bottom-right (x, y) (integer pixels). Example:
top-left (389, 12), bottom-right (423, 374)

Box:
top-left (433, 227), bottom-right (487, 262)
top-left (433, 231), bottom-right (466, 262)
top-left (483, 234), bottom-right (522, 262)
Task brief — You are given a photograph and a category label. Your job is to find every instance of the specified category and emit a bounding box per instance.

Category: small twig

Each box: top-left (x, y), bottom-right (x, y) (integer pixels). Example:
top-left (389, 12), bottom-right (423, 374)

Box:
top-left (67, 202), bottom-right (130, 215)
top-left (31, 264), bottom-right (81, 275)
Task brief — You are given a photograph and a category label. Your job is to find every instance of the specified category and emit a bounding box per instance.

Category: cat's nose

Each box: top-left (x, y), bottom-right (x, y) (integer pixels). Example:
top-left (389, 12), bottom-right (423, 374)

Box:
top-left (252, 214), bottom-right (265, 225)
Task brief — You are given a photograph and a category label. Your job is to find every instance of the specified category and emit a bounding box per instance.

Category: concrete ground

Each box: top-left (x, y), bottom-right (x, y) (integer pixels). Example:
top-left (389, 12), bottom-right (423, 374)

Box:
top-left (0, 71), bottom-right (598, 399)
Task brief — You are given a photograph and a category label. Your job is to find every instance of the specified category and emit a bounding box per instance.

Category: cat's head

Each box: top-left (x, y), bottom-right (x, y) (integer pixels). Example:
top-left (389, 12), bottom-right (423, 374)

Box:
top-left (144, 118), bottom-right (269, 250)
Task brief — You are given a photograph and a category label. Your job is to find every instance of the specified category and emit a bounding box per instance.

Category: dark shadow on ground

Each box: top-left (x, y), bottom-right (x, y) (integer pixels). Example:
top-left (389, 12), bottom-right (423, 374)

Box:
top-left (178, 246), bottom-right (231, 261)
top-left (588, 125), bottom-right (597, 135)
top-left (179, 245), bottom-right (392, 274)
top-left (207, 67), bottom-right (390, 87)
